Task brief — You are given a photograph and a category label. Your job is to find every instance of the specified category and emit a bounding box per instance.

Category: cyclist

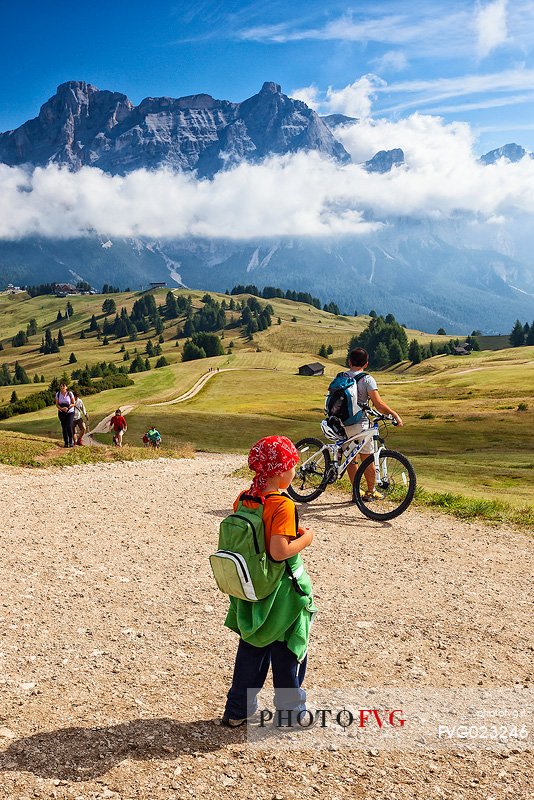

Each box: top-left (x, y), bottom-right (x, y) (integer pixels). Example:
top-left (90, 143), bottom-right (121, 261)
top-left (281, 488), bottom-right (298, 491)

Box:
top-left (344, 347), bottom-right (403, 500)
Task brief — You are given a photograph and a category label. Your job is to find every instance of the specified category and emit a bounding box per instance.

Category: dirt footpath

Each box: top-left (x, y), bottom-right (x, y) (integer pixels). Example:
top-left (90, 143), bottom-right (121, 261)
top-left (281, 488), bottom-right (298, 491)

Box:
top-left (0, 455), bottom-right (531, 800)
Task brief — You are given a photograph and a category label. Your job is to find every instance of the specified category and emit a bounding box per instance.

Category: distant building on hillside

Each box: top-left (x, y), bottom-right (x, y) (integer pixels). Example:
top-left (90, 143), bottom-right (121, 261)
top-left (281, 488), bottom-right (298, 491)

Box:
top-left (149, 281), bottom-right (167, 289)
top-left (6, 283), bottom-right (23, 294)
top-left (453, 344), bottom-right (472, 356)
top-left (298, 362), bottom-right (325, 376)
top-left (54, 283), bottom-right (78, 295)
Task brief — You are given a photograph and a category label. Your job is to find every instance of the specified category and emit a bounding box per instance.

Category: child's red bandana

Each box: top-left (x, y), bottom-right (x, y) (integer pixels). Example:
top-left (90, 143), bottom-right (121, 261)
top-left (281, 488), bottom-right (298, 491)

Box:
top-left (248, 435), bottom-right (299, 495)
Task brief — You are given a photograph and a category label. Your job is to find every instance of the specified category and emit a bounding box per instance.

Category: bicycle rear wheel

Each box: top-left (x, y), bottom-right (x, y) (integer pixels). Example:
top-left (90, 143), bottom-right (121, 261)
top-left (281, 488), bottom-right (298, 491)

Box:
top-left (287, 438), bottom-right (331, 502)
top-left (353, 449), bottom-right (416, 521)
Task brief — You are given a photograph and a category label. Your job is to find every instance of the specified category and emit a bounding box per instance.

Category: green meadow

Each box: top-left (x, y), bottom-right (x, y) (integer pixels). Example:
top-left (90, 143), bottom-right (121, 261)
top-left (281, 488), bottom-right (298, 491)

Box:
top-left (0, 288), bottom-right (532, 522)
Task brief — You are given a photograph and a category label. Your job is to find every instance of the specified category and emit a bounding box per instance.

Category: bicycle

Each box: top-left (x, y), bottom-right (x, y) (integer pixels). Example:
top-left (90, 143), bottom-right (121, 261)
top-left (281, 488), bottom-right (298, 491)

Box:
top-left (287, 407), bottom-right (416, 521)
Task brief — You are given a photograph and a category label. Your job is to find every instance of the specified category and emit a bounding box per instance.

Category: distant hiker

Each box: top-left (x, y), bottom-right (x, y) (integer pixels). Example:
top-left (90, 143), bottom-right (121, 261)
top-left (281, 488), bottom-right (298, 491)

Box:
top-left (145, 426), bottom-right (161, 448)
top-left (55, 381), bottom-right (75, 448)
top-left (217, 436), bottom-right (317, 729)
top-left (344, 347), bottom-right (403, 499)
top-left (109, 409), bottom-right (128, 447)
top-left (72, 390), bottom-right (89, 446)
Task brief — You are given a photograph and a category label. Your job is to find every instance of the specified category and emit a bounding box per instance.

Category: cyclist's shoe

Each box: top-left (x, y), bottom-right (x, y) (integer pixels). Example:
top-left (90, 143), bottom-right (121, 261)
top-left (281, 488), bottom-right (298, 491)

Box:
top-left (360, 488), bottom-right (385, 501)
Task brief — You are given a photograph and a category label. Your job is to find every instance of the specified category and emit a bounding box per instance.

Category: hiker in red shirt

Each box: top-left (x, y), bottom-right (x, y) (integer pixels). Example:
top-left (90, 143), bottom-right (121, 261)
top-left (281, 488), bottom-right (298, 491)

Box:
top-left (109, 409), bottom-right (128, 447)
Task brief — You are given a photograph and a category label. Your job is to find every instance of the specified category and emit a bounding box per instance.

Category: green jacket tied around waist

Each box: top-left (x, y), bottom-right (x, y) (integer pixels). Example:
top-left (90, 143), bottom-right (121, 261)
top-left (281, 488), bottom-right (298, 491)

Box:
top-left (224, 552), bottom-right (316, 662)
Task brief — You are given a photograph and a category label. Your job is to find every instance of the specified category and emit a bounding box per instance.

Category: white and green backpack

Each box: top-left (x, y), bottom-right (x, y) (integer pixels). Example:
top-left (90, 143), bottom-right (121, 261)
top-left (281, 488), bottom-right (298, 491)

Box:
top-left (210, 494), bottom-right (304, 602)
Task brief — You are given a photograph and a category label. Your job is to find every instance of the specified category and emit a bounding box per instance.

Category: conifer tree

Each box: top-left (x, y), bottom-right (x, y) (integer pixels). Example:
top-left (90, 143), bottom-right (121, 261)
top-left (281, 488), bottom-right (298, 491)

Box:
top-left (509, 319), bottom-right (525, 347)
top-left (409, 339), bottom-right (422, 364)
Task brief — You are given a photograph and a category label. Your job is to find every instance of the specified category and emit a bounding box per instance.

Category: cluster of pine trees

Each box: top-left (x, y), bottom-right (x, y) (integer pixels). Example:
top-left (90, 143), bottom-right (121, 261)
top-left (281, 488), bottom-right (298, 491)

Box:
top-left (0, 362), bottom-right (31, 386)
top-left (40, 327), bottom-right (65, 354)
top-left (182, 332), bottom-right (225, 362)
top-left (229, 284), bottom-right (320, 309)
top-left (240, 297), bottom-right (273, 338)
top-left (509, 319), bottom-right (534, 347)
top-left (56, 302), bottom-right (74, 320)
top-left (349, 315), bottom-right (410, 368)
top-left (229, 284), bottom-right (339, 312)
top-left (349, 315), bottom-right (475, 368)
top-left (318, 344), bottom-right (334, 357)
top-left (183, 295), bottom-right (226, 336)
top-left (90, 292), bottom-right (163, 341)
top-left (71, 361), bottom-right (129, 383)
top-left (11, 317), bottom-right (38, 347)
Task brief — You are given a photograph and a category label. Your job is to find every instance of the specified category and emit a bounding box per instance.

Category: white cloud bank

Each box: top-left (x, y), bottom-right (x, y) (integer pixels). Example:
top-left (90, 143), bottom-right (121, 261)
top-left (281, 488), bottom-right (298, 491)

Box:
top-left (2, 112), bottom-right (534, 241)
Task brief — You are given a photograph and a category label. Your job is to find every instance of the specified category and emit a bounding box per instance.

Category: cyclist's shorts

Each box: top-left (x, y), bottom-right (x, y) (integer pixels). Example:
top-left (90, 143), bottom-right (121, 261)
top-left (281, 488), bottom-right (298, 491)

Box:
top-left (343, 417), bottom-right (372, 455)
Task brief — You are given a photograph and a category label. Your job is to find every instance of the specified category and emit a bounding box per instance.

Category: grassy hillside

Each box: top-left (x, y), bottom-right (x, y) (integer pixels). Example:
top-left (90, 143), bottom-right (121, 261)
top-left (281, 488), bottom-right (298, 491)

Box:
top-left (0, 288), bottom-right (456, 402)
top-left (1, 288), bottom-right (532, 519)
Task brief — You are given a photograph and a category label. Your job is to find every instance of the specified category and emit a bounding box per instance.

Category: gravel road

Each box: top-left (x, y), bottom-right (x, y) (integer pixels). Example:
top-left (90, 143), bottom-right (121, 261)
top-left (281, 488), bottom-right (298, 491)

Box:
top-left (0, 455), bottom-right (531, 799)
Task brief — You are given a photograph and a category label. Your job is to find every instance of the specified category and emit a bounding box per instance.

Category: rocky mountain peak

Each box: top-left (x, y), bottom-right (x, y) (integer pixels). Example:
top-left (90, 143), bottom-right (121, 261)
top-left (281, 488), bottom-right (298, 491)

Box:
top-left (321, 113), bottom-right (359, 129)
top-left (480, 143), bottom-right (529, 165)
top-left (56, 80), bottom-right (95, 96)
top-left (260, 81), bottom-right (282, 94)
top-left (364, 148), bottom-right (405, 173)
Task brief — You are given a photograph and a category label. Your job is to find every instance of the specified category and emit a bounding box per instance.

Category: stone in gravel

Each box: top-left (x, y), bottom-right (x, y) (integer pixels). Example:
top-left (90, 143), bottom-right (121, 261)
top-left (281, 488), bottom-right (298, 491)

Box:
top-left (0, 726), bottom-right (16, 738)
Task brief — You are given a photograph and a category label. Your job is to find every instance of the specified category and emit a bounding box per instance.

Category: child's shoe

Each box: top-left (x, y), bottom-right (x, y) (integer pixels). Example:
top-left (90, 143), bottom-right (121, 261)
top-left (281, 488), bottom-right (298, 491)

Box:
top-left (220, 711), bottom-right (259, 728)
top-left (272, 708), bottom-right (322, 731)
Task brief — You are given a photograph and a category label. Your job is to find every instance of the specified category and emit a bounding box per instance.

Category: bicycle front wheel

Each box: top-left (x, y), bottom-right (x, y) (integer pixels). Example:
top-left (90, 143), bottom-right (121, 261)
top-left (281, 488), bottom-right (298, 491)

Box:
top-left (353, 449), bottom-right (416, 521)
top-left (287, 438), bottom-right (331, 503)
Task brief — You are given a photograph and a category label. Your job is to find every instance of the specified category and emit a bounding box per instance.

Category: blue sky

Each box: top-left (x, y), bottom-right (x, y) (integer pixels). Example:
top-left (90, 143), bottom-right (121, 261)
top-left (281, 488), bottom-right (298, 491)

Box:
top-left (1, 0), bottom-right (534, 153)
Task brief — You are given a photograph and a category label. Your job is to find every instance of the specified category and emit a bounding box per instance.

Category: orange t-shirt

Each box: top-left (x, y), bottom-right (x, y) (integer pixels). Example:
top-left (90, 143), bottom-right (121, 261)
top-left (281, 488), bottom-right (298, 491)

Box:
top-left (234, 492), bottom-right (299, 558)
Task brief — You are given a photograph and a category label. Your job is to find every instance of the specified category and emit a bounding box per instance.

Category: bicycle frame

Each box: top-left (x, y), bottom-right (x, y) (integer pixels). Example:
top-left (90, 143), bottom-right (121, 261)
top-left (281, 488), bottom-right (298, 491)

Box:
top-left (297, 419), bottom-right (386, 486)
top-left (329, 420), bottom-right (386, 480)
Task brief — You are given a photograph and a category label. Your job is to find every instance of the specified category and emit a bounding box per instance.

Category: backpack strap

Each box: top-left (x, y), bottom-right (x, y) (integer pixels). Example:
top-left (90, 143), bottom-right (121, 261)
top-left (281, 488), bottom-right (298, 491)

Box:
top-left (345, 370), bottom-right (367, 382)
top-left (240, 492), bottom-right (282, 504)
top-left (271, 493), bottom-right (307, 594)
top-left (285, 560), bottom-right (307, 596)
top-left (240, 493), bottom-right (264, 504)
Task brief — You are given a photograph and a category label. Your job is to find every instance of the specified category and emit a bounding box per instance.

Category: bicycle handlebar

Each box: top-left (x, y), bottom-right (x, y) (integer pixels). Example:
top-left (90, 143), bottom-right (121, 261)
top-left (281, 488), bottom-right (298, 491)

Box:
top-left (361, 405), bottom-right (398, 426)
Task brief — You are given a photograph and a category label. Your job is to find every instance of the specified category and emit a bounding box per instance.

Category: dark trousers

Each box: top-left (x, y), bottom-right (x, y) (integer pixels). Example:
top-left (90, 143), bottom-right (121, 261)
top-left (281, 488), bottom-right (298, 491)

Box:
top-left (58, 412), bottom-right (74, 446)
top-left (224, 639), bottom-right (307, 720)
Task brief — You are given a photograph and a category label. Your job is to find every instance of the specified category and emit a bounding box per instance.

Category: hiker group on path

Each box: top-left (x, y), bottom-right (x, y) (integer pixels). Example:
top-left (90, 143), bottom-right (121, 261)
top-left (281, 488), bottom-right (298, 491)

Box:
top-left (55, 381), bottom-right (128, 448)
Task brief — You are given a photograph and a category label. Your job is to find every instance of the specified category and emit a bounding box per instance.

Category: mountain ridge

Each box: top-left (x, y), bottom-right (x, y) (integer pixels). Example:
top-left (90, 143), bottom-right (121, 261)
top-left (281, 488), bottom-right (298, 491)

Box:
top-left (0, 80), bottom-right (349, 176)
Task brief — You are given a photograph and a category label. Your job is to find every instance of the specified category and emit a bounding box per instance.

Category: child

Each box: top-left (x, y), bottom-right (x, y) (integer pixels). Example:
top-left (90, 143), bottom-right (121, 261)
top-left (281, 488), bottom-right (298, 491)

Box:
top-left (109, 409), bottom-right (127, 447)
top-left (72, 390), bottom-right (89, 445)
top-left (222, 436), bottom-right (316, 728)
top-left (146, 426), bottom-right (161, 448)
